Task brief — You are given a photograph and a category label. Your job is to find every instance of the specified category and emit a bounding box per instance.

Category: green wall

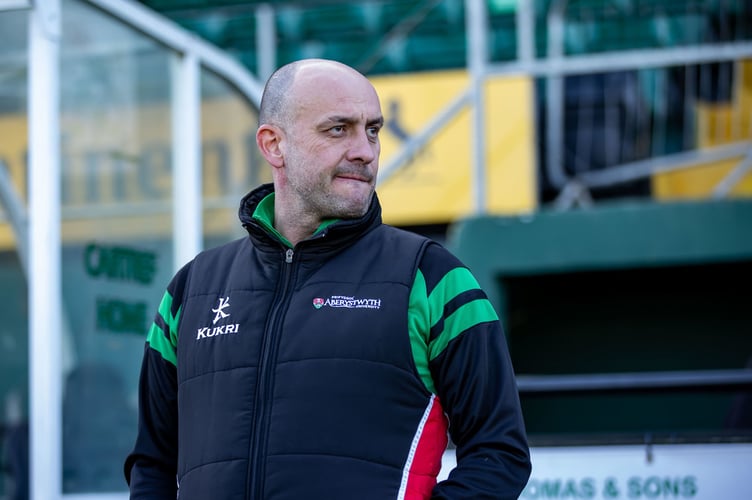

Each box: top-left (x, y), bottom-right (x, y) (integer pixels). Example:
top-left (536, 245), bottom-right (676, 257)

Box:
top-left (447, 199), bottom-right (752, 441)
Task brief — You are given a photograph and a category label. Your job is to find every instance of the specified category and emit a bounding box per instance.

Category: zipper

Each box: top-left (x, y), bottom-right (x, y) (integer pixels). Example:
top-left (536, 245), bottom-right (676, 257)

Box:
top-left (246, 246), bottom-right (296, 499)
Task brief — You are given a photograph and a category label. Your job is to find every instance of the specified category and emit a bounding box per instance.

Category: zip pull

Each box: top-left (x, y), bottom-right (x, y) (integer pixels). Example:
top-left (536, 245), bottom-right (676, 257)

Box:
top-left (285, 248), bottom-right (294, 263)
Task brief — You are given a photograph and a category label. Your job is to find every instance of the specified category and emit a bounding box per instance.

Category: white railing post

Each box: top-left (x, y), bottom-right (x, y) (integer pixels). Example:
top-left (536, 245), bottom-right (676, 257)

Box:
top-left (171, 49), bottom-right (203, 271)
top-left (28, 0), bottom-right (63, 499)
top-left (466, 0), bottom-right (488, 214)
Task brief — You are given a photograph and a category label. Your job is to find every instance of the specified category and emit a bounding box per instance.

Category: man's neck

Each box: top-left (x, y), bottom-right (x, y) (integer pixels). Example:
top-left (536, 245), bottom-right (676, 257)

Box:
top-left (274, 208), bottom-right (320, 247)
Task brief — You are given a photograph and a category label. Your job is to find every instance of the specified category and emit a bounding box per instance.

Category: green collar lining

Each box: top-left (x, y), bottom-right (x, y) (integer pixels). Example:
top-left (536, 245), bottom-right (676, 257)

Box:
top-left (251, 192), bottom-right (339, 247)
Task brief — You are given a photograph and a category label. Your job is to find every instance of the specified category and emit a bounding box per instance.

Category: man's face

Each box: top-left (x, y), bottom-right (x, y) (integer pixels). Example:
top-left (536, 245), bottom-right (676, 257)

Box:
top-left (279, 66), bottom-right (383, 220)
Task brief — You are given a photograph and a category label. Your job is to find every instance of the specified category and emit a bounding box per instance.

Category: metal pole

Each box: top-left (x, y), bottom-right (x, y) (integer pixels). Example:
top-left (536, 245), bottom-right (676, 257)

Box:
top-left (171, 50), bottom-right (203, 271)
top-left (0, 160), bottom-right (28, 274)
top-left (517, 368), bottom-right (752, 395)
top-left (577, 141), bottom-right (750, 188)
top-left (487, 41), bottom-right (752, 78)
top-left (255, 3), bottom-right (276, 82)
top-left (516, 0), bottom-right (535, 65)
top-left (28, 0), bottom-right (62, 498)
top-left (545, 0), bottom-right (568, 189)
top-left (0, 0), bottom-right (32, 11)
top-left (712, 148), bottom-right (752, 199)
top-left (85, 0), bottom-right (264, 107)
top-left (466, 0), bottom-right (488, 214)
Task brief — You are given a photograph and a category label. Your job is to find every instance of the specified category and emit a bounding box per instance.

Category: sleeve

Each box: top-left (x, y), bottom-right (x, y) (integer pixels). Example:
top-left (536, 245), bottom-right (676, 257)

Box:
top-left (416, 244), bottom-right (531, 499)
top-left (123, 263), bottom-right (190, 498)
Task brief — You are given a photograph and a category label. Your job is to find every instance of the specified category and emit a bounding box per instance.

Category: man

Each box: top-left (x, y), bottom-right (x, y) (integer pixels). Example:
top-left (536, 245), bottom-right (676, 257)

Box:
top-left (124, 58), bottom-right (531, 499)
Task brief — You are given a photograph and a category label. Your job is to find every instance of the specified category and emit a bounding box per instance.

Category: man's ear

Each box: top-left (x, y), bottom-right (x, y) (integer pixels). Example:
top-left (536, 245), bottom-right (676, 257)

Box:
top-left (256, 124), bottom-right (284, 168)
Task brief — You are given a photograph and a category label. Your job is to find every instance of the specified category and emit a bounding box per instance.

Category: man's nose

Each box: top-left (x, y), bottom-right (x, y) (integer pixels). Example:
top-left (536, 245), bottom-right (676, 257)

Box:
top-left (347, 130), bottom-right (377, 164)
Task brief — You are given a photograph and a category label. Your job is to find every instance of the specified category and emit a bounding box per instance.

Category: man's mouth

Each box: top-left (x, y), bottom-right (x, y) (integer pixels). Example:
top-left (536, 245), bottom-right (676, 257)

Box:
top-left (335, 172), bottom-right (372, 183)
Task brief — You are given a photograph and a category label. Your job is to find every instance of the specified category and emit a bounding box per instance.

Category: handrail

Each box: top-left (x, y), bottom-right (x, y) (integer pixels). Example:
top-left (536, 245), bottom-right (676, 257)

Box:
top-left (486, 41), bottom-right (752, 78)
top-left (567, 141), bottom-right (751, 189)
top-left (518, 369), bottom-right (752, 395)
top-left (0, 159), bottom-right (27, 274)
top-left (540, 0), bottom-right (752, 193)
top-left (84, 0), bottom-right (264, 107)
top-left (0, 0), bottom-right (31, 11)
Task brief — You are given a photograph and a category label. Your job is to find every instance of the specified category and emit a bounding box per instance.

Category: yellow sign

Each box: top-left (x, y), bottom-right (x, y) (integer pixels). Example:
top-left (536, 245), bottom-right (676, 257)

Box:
top-left (652, 61), bottom-right (752, 199)
top-left (372, 70), bottom-right (538, 225)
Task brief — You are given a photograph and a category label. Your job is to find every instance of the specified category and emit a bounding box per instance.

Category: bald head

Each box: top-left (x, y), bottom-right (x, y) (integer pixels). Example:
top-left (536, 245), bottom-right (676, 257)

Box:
top-left (254, 58), bottom-right (383, 243)
top-left (258, 59), bottom-right (374, 129)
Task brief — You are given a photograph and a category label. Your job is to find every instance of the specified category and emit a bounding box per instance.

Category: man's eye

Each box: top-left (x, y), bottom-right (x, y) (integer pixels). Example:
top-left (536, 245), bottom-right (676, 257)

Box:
top-left (367, 126), bottom-right (381, 138)
top-left (330, 125), bottom-right (345, 133)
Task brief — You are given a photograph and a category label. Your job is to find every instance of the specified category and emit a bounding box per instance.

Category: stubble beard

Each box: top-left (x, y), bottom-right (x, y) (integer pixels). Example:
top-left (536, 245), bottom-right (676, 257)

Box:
top-left (308, 183), bottom-right (374, 220)
top-left (288, 171), bottom-right (374, 221)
